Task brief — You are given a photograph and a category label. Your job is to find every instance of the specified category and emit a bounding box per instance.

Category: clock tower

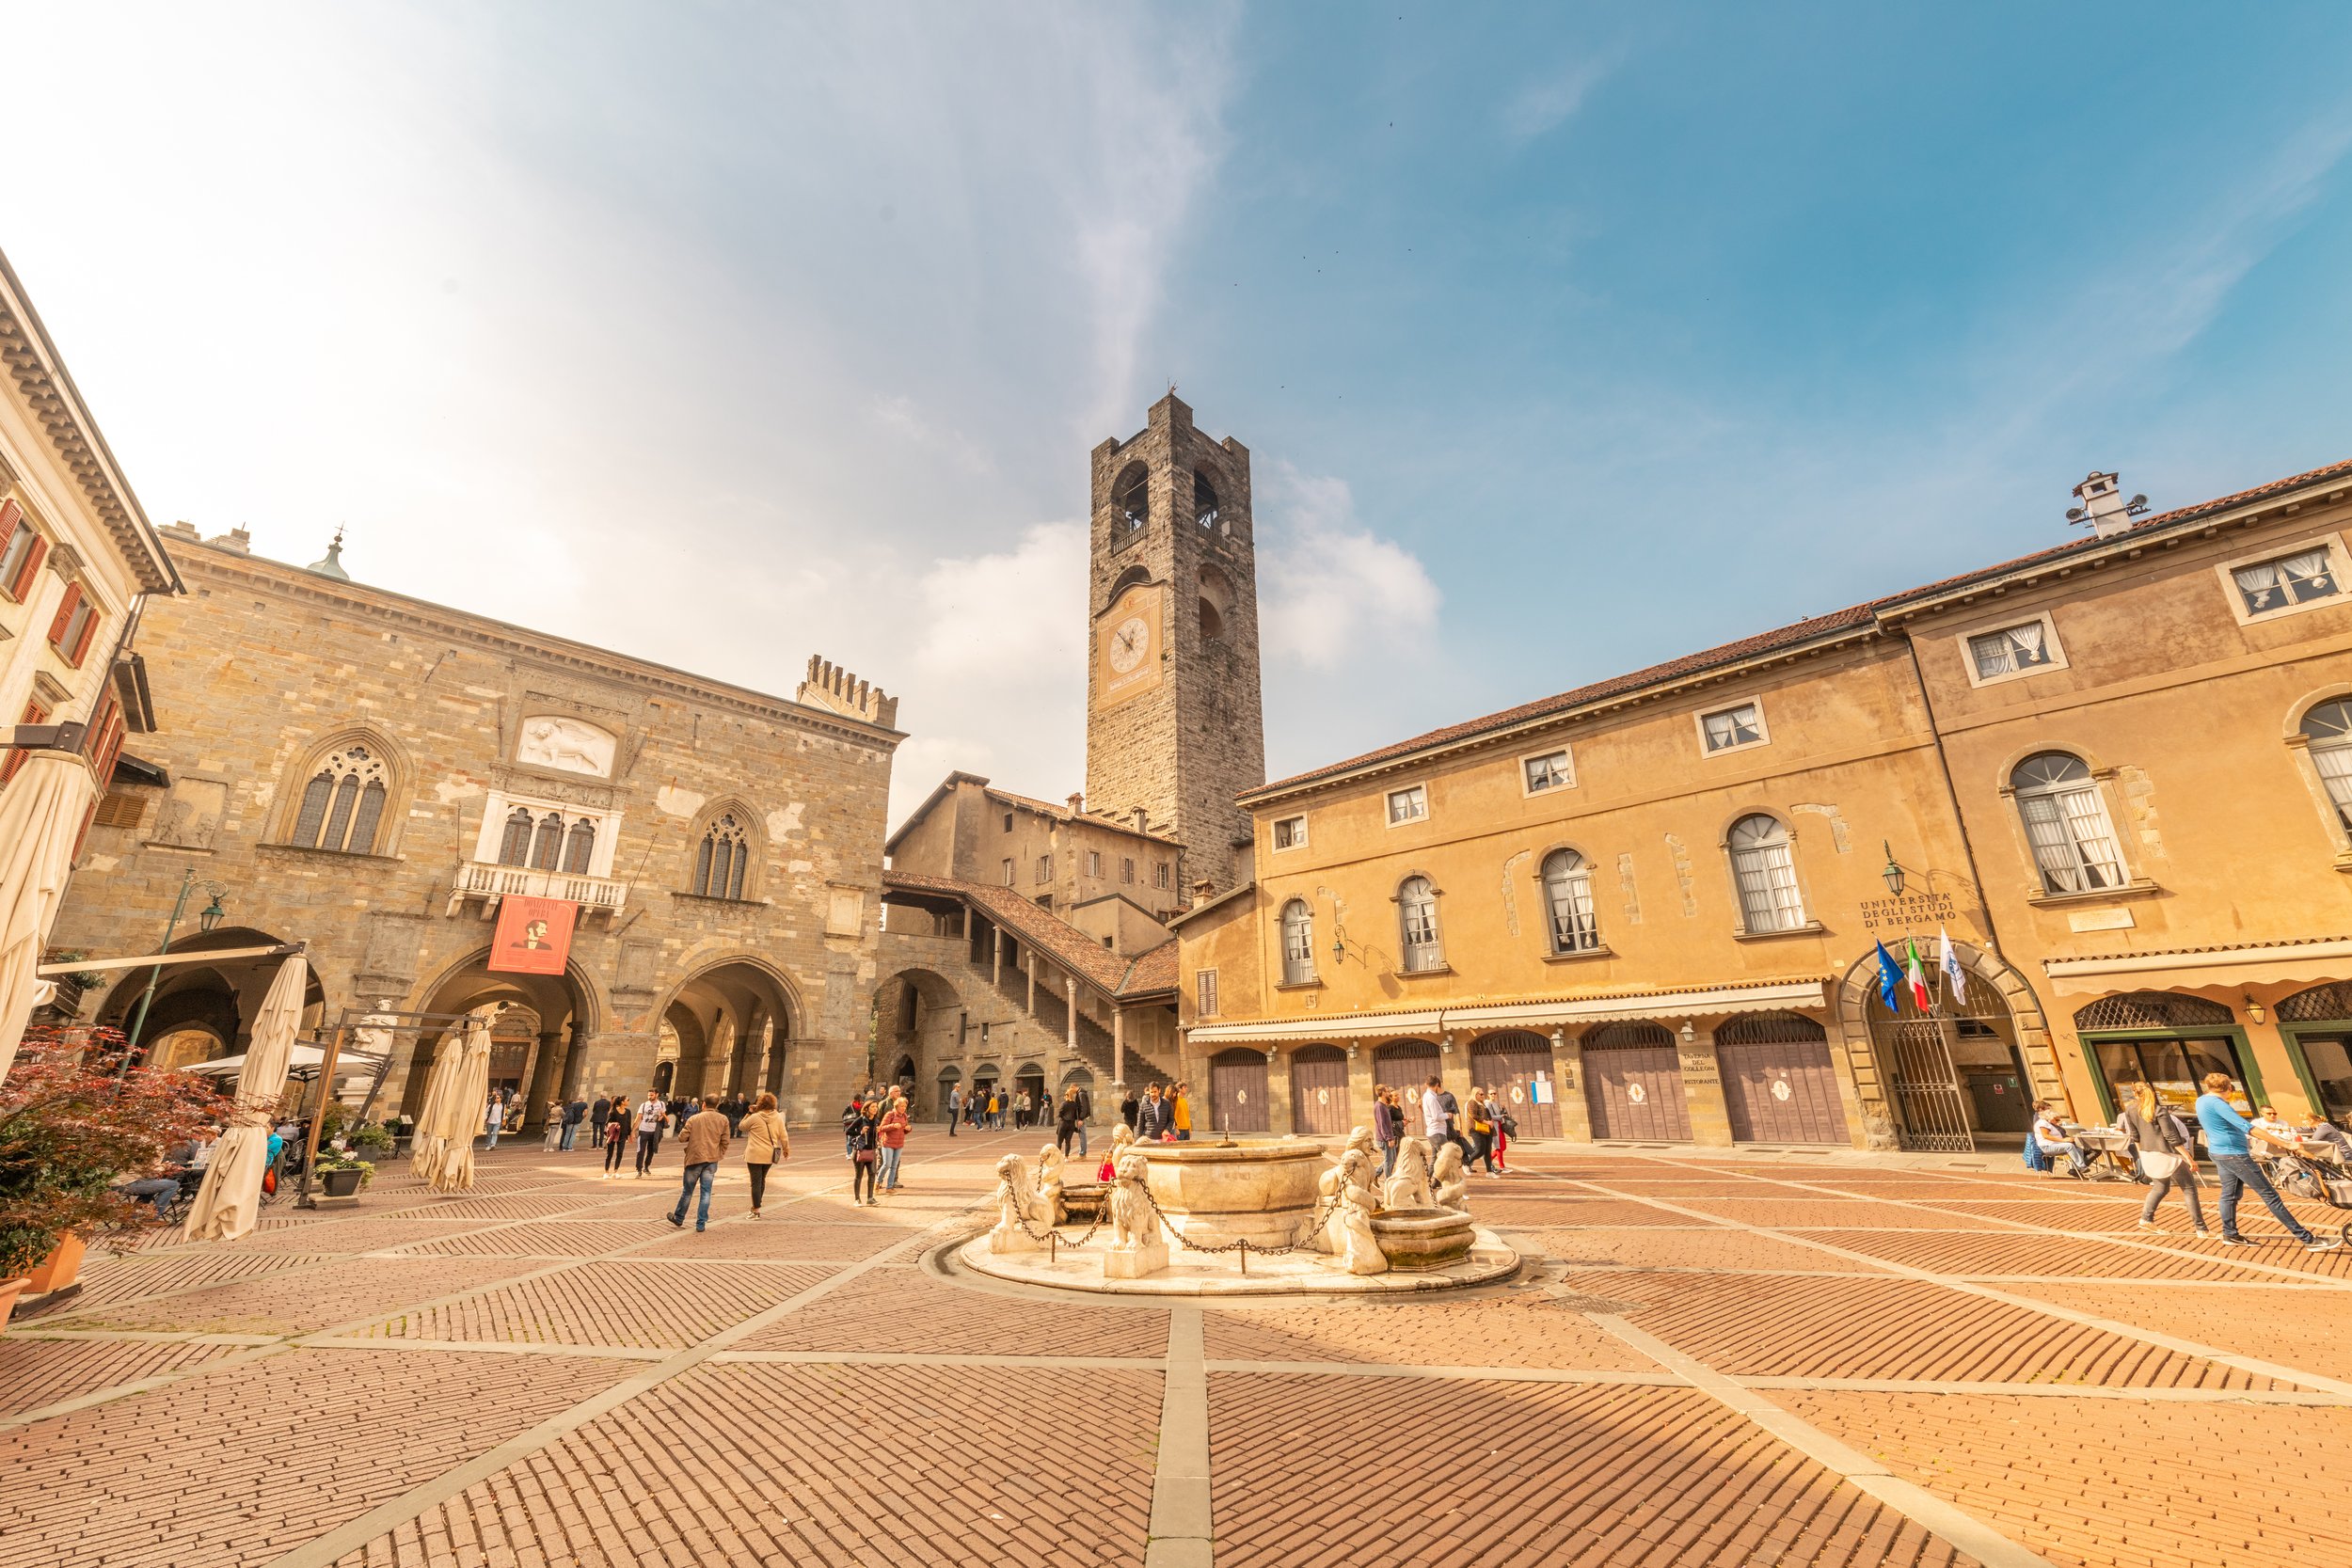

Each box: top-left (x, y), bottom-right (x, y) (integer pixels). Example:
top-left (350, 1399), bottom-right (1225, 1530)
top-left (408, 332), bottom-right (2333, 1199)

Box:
top-left (1085, 393), bottom-right (1265, 894)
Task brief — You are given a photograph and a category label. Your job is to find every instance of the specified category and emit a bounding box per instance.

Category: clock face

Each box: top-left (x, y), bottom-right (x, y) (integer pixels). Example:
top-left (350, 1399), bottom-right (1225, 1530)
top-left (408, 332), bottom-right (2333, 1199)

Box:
top-left (1107, 614), bottom-right (1151, 673)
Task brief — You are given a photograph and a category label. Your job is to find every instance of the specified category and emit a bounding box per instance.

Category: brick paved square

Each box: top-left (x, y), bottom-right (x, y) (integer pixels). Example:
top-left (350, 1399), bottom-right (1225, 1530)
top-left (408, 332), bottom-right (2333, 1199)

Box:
top-left (367, 1259), bottom-right (836, 1347)
top-left (1771, 1390), bottom-right (2352, 1568)
top-left (48, 1248), bottom-right (337, 1315)
top-left (1525, 1226), bottom-right (1881, 1275)
top-left (738, 1265), bottom-right (1170, 1358)
top-left (1667, 1196), bottom-right (2012, 1230)
top-left (328, 1362), bottom-right (1163, 1568)
top-left (647, 1218), bottom-right (912, 1262)
top-left (1207, 1372), bottom-right (1968, 1567)
top-left (0, 1337), bottom-right (253, 1418)
top-left (0, 1347), bottom-right (632, 1568)
top-left (2002, 1279), bottom-right (2352, 1381)
top-left (64, 1257), bottom-right (525, 1337)
top-left (1202, 1292), bottom-right (1658, 1370)
top-left (393, 1220), bottom-right (685, 1257)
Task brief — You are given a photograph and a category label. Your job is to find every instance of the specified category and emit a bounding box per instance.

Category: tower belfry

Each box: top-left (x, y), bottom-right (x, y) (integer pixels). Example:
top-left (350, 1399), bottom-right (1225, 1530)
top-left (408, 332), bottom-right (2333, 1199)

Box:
top-left (1083, 393), bottom-right (1266, 895)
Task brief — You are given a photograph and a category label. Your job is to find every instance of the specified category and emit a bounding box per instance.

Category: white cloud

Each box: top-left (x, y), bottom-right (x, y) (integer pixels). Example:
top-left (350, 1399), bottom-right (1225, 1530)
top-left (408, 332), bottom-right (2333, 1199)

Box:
top-left (1258, 464), bottom-right (1441, 673)
top-left (1501, 55), bottom-right (1618, 142)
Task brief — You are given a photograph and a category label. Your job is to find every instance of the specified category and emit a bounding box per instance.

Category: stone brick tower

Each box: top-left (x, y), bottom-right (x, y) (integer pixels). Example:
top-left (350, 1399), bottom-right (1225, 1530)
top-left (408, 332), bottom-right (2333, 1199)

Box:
top-left (1084, 393), bottom-right (1266, 894)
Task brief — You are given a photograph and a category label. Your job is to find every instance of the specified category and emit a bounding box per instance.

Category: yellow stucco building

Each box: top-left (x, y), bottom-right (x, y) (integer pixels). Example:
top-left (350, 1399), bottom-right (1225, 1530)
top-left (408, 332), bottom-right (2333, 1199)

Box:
top-left (1175, 458), bottom-right (2352, 1151)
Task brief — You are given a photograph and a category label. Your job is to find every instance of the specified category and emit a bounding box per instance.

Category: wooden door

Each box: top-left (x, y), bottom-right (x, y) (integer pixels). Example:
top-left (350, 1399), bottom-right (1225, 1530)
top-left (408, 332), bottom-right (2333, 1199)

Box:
top-left (1470, 1030), bottom-right (1560, 1139)
top-left (1718, 1039), bottom-right (1845, 1143)
top-left (1290, 1045), bottom-right (1349, 1135)
top-left (1581, 1023), bottom-right (1691, 1141)
top-left (1209, 1048), bottom-right (1269, 1133)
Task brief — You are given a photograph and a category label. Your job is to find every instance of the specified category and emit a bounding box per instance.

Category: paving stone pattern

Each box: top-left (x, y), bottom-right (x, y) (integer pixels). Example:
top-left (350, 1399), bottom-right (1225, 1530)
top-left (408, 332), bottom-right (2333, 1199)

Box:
top-left (6, 1135), bottom-right (2352, 1568)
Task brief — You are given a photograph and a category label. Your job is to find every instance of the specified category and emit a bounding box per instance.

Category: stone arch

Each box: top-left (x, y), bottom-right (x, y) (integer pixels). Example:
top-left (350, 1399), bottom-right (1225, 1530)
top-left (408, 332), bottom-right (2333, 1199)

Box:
top-left (871, 965), bottom-right (965, 1117)
top-left (1111, 460), bottom-right (1150, 534)
top-left (1198, 562), bottom-right (1234, 643)
top-left (101, 926), bottom-right (326, 1053)
top-left (1834, 939), bottom-right (2058, 1150)
top-left (650, 953), bottom-right (802, 1106)
top-left (1104, 562), bottom-right (1155, 615)
top-left (401, 943), bottom-right (601, 1125)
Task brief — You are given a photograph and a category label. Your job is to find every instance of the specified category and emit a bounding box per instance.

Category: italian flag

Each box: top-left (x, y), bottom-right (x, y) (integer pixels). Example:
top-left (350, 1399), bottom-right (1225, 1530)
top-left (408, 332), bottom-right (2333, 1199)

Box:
top-left (1905, 937), bottom-right (1931, 1011)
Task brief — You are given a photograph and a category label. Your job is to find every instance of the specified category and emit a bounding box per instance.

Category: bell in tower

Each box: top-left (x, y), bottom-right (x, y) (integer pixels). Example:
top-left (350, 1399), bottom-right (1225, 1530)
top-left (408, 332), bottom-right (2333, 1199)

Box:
top-left (1083, 393), bottom-right (1267, 895)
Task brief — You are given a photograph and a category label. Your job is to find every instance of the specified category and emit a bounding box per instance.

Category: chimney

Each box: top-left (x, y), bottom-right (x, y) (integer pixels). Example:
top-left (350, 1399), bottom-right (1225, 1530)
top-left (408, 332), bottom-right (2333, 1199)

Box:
top-left (1066, 791), bottom-right (1084, 816)
top-left (1132, 806), bottom-right (1149, 833)
top-left (2067, 472), bottom-right (2148, 540)
top-left (1191, 879), bottom-right (1215, 910)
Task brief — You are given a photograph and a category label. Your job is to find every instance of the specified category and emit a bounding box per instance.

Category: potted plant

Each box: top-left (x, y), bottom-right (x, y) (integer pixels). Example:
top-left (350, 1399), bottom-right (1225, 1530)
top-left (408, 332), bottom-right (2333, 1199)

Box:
top-left (0, 1026), bottom-right (230, 1327)
top-left (349, 1121), bottom-right (394, 1164)
top-left (311, 1151), bottom-right (373, 1199)
top-left (33, 952), bottom-right (106, 1023)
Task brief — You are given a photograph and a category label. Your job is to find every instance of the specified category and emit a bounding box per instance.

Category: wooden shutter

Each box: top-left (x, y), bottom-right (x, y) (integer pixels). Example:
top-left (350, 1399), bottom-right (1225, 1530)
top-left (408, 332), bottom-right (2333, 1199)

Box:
top-left (69, 603), bottom-right (99, 666)
top-left (9, 531), bottom-right (45, 601)
top-left (46, 582), bottom-right (80, 646)
top-left (2, 699), bottom-right (51, 785)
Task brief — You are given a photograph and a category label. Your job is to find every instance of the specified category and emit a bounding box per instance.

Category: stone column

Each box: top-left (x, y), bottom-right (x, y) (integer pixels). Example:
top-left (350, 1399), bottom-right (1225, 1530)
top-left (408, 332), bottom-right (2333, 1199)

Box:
top-left (557, 1026), bottom-right (589, 1103)
top-left (1111, 1006), bottom-right (1125, 1108)
top-left (1064, 975), bottom-right (1078, 1052)
top-left (524, 1030), bottom-right (564, 1129)
top-left (993, 926), bottom-right (1004, 987)
top-left (1677, 1022), bottom-right (1735, 1147)
top-left (1025, 954), bottom-right (1038, 1016)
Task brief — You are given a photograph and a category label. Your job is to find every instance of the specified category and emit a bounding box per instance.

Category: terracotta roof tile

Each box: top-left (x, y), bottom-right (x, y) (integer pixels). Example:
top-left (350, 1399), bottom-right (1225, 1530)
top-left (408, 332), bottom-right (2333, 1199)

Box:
top-left (1248, 455), bottom-right (2352, 800)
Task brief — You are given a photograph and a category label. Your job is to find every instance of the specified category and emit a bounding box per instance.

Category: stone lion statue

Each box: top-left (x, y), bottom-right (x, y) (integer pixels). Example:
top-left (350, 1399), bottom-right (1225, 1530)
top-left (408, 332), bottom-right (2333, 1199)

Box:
top-left (1033, 1144), bottom-right (1066, 1227)
top-left (1334, 1167), bottom-right (1389, 1276)
top-left (1317, 1144), bottom-right (1380, 1254)
top-left (1104, 1148), bottom-right (1168, 1279)
top-left (1430, 1142), bottom-right (1469, 1212)
top-left (987, 1153), bottom-right (1041, 1254)
top-left (1382, 1134), bottom-right (1434, 1211)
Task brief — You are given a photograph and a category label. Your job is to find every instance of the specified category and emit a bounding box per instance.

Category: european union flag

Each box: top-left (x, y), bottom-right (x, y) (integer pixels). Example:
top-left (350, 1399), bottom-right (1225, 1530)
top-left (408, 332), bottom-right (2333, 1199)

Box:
top-left (1874, 941), bottom-right (1905, 1013)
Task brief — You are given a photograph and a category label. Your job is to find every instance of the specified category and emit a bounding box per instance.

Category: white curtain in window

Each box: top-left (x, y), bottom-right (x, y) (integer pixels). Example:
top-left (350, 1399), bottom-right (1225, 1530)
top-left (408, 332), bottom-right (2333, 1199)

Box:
top-left (2017, 782), bottom-right (2123, 893)
top-left (2314, 744), bottom-right (2352, 832)
top-left (1970, 632), bottom-right (2015, 676)
top-left (1280, 900), bottom-right (1315, 985)
top-left (2009, 622), bottom-right (2045, 662)
top-left (1399, 877), bottom-right (1443, 971)
top-left (1542, 850), bottom-right (1598, 952)
top-left (1728, 816), bottom-right (1804, 931)
top-left (2234, 560), bottom-right (2285, 610)
top-left (2283, 548), bottom-right (2334, 597)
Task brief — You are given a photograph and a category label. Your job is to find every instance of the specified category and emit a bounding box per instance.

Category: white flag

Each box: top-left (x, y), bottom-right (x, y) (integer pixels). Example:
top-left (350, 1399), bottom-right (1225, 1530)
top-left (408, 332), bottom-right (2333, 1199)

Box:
top-left (1938, 926), bottom-right (1966, 1000)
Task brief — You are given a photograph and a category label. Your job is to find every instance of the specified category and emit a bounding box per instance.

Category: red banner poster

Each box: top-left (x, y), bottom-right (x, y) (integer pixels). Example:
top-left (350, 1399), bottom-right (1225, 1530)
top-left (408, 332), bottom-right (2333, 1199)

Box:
top-left (487, 895), bottom-right (578, 975)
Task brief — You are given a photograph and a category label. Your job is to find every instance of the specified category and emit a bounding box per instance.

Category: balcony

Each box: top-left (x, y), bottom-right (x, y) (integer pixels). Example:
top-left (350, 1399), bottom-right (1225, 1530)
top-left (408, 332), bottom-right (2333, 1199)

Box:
top-left (446, 859), bottom-right (628, 918)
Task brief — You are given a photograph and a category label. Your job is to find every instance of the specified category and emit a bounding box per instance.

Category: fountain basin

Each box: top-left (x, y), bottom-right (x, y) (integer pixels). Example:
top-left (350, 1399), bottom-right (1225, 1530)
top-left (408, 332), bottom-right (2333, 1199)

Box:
top-left (1141, 1138), bottom-right (1326, 1248)
top-left (1371, 1206), bottom-right (1476, 1270)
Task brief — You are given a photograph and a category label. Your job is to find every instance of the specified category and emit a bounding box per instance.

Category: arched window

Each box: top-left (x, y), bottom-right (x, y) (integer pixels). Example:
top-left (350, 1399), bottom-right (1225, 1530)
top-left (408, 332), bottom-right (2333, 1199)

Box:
top-left (1398, 876), bottom-right (1443, 972)
top-left (1198, 562), bottom-right (1233, 644)
top-left (1194, 470), bottom-right (1220, 531)
top-left (562, 817), bottom-right (596, 875)
top-left (1113, 462), bottom-right (1150, 534)
top-left (1279, 898), bottom-right (1315, 985)
top-left (2010, 752), bottom-right (2123, 895)
top-left (2302, 699), bottom-right (2352, 834)
top-left (497, 806), bottom-right (533, 866)
top-left (530, 812), bottom-right (564, 871)
top-left (1541, 848), bottom-right (1600, 953)
top-left (287, 743), bottom-right (391, 854)
top-left (691, 812), bottom-right (750, 899)
top-left (1199, 597), bottom-right (1224, 641)
top-left (1727, 814), bottom-right (1804, 931)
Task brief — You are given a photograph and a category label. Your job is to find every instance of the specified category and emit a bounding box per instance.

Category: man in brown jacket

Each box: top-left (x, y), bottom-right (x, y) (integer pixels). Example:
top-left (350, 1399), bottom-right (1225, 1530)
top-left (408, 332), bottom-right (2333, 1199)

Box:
top-left (667, 1098), bottom-right (731, 1232)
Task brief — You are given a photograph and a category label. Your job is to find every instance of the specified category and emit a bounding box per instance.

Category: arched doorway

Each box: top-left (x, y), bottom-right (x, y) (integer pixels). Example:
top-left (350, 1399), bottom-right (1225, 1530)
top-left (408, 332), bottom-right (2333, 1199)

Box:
top-left (657, 958), bottom-right (797, 1105)
top-left (2277, 983), bottom-right (2352, 1125)
top-left (1838, 942), bottom-right (2050, 1150)
top-left (1373, 1038), bottom-right (1439, 1123)
top-left (1014, 1061), bottom-right (1047, 1125)
top-left (1581, 1022), bottom-right (1690, 1141)
top-left (401, 946), bottom-right (596, 1128)
top-left (102, 926), bottom-right (326, 1057)
top-left (1470, 1030), bottom-right (1559, 1139)
top-left (1715, 1012), bottom-right (1843, 1144)
top-left (1209, 1047), bottom-right (1269, 1133)
top-left (872, 966), bottom-right (963, 1114)
top-left (1290, 1044), bottom-right (1348, 1135)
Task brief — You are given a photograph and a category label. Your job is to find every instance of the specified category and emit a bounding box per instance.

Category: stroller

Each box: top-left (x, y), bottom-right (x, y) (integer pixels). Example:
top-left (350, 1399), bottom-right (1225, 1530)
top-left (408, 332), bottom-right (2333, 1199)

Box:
top-left (2263, 1137), bottom-right (2352, 1244)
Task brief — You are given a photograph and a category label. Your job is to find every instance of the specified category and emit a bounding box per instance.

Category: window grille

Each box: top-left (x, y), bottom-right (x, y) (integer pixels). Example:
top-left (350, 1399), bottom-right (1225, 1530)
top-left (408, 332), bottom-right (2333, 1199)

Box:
top-left (1583, 1021), bottom-right (1675, 1051)
top-left (498, 806), bottom-right (534, 866)
top-left (563, 818), bottom-right (596, 875)
top-left (1727, 815), bottom-right (1804, 930)
top-left (2279, 983), bottom-right (2352, 1023)
top-left (531, 812), bottom-right (564, 871)
top-left (1713, 1010), bottom-right (1827, 1046)
top-left (2071, 991), bottom-right (2233, 1032)
top-left (2010, 752), bottom-right (2124, 895)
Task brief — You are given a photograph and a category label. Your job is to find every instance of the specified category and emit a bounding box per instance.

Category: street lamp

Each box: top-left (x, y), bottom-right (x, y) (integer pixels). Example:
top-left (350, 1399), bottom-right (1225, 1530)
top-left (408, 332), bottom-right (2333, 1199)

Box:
top-left (1880, 841), bottom-right (1906, 897)
top-left (199, 893), bottom-right (226, 933)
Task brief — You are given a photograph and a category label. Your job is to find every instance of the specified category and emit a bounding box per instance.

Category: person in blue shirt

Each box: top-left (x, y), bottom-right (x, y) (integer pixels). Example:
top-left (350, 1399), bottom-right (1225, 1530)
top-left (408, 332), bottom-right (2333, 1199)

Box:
top-left (2195, 1072), bottom-right (2341, 1251)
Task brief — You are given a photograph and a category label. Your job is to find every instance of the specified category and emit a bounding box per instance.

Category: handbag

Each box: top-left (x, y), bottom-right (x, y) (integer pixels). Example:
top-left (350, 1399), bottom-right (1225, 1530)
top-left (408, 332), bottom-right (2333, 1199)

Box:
top-left (2137, 1148), bottom-right (2182, 1180)
top-left (854, 1148), bottom-right (877, 1164)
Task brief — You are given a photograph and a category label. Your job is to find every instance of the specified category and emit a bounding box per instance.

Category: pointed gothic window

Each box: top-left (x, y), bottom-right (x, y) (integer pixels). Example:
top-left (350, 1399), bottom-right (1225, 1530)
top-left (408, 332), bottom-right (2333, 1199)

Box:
top-left (498, 806), bottom-right (533, 865)
top-left (563, 817), bottom-right (596, 875)
top-left (691, 813), bottom-right (750, 899)
top-left (287, 743), bottom-right (392, 854)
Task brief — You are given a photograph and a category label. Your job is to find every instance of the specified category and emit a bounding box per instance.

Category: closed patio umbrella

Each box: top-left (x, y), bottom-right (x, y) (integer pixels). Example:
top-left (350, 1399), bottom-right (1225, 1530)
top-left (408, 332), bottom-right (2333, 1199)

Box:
top-left (410, 1011), bottom-right (492, 1194)
top-left (0, 750), bottom-right (97, 1084)
top-left (183, 954), bottom-right (310, 1243)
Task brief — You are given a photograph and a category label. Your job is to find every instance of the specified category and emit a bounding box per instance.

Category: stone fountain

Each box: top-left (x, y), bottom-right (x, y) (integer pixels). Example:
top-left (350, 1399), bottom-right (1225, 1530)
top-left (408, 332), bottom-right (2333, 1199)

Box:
top-left (952, 1127), bottom-right (1516, 1297)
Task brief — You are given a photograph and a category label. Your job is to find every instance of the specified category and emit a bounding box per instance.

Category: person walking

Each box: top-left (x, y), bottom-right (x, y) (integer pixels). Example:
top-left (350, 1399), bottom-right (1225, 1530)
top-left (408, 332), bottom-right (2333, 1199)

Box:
top-left (2120, 1084), bottom-right (2208, 1237)
top-left (1139, 1083), bottom-right (1173, 1141)
top-left (878, 1092), bottom-right (910, 1195)
top-left (1073, 1080), bottom-right (1093, 1158)
top-left (634, 1090), bottom-right (668, 1178)
top-left (601, 1097), bottom-right (632, 1178)
top-left (591, 1093), bottom-right (612, 1138)
top-left (1422, 1075), bottom-right (1460, 1162)
top-left (542, 1099), bottom-right (564, 1151)
top-left (1374, 1085), bottom-right (1402, 1179)
top-left (987, 1087), bottom-right (1004, 1132)
top-left (1466, 1087), bottom-right (1500, 1175)
top-left (843, 1096), bottom-right (880, 1205)
top-left (1120, 1086), bottom-right (1141, 1132)
top-left (1056, 1086), bottom-right (1083, 1155)
top-left (668, 1097), bottom-right (731, 1232)
top-left (740, 1092), bottom-right (789, 1218)
top-left (561, 1095), bottom-right (588, 1152)
top-left (1172, 1082), bottom-right (1193, 1142)
top-left (2197, 1072), bottom-right (2341, 1250)
top-left (946, 1083), bottom-right (964, 1137)
top-left (483, 1091), bottom-right (504, 1150)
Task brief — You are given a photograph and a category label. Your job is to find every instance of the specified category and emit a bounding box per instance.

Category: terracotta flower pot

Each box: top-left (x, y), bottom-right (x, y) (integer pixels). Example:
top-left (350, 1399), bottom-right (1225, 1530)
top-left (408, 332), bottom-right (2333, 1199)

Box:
top-left (24, 1233), bottom-right (86, 1294)
top-left (0, 1276), bottom-right (28, 1334)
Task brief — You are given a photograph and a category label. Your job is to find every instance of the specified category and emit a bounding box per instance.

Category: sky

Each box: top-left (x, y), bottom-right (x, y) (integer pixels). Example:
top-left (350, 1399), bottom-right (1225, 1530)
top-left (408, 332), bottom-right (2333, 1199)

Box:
top-left (6, 3), bottom-right (2351, 827)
